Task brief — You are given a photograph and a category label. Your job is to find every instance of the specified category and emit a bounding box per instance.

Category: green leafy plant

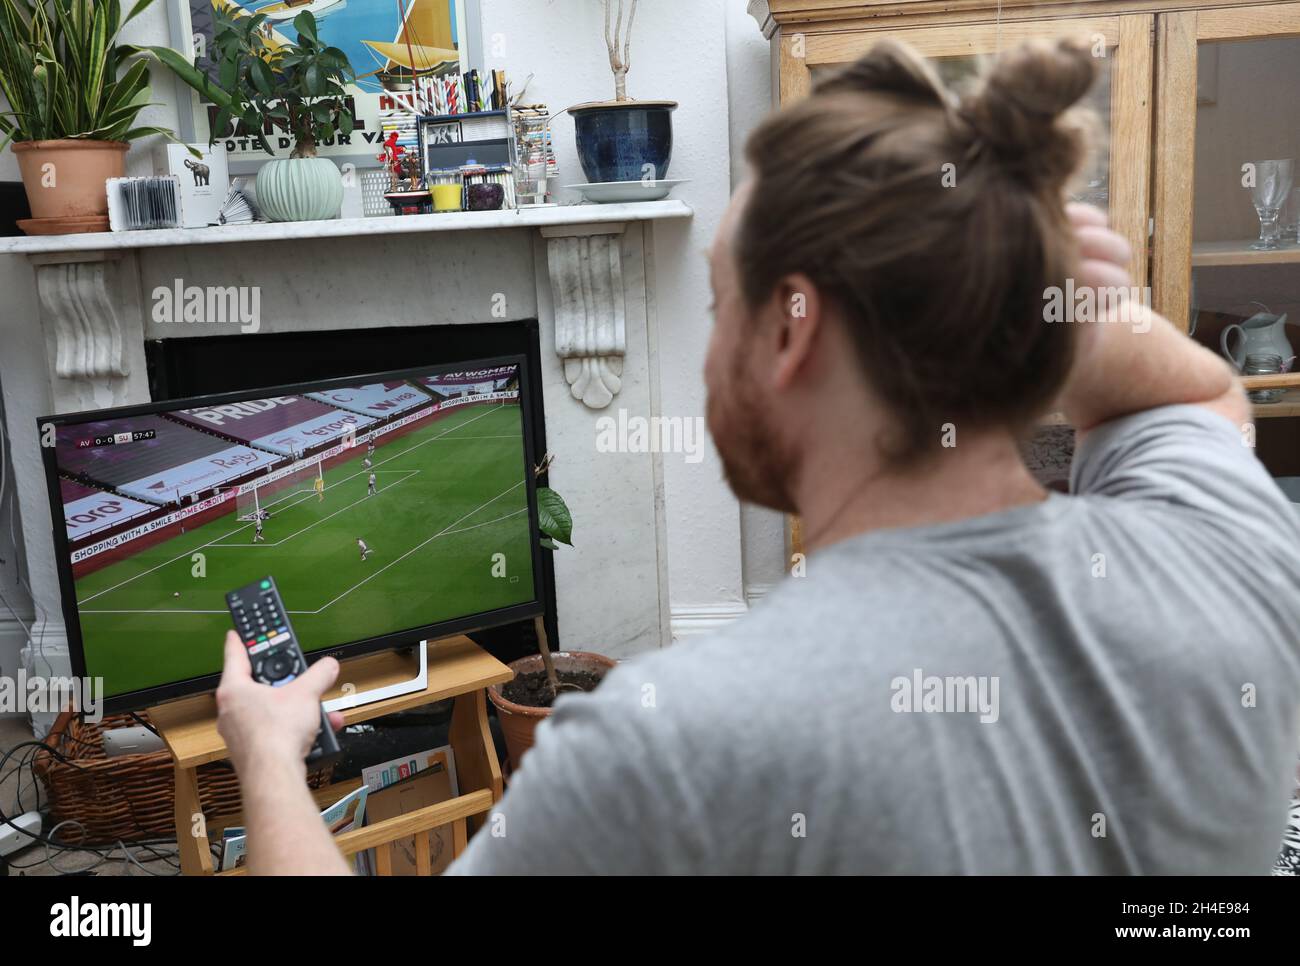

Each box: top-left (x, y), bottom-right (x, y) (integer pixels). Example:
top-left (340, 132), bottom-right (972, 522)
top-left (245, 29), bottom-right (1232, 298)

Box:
top-left (144, 7), bottom-right (355, 159)
top-left (533, 452), bottom-right (573, 551)
top-left (0, 0), bottom-right (174, 150)
top-left (531, 455), bottom-right (579, 698)
top-left (537, 487), bottom-right (573, 551)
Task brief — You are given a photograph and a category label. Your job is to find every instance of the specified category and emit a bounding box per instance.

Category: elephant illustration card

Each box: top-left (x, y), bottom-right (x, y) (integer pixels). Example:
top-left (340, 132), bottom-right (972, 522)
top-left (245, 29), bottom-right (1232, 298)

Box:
top-left (156, 143), bottom-right (230, 228)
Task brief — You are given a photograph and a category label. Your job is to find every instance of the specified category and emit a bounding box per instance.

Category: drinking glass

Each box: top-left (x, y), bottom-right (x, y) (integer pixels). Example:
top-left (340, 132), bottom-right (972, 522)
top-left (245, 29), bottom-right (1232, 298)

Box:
top-left (1282, 189), bottom-right (1300, 243)
top-left (1244, 353), bottom-right (1286, 403)
top-left (1248, 159), bottom-right (1294, 250)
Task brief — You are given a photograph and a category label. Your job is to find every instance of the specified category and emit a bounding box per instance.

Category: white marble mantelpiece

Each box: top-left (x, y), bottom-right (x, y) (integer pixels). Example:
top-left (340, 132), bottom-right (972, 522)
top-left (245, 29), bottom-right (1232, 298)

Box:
top-left (6, 201), bottom-right (691, 419)
top-left (0, 200), bottom-right (692, 256)
top-left (0, 201), bottom-right (690, 718)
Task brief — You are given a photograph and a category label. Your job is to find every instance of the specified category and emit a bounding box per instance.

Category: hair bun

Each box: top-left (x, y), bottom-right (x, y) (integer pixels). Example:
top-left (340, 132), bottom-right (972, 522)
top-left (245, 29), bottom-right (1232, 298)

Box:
top-left (817, 38), bottom-right (955, 109)
top-left (960, 37), bottom-right (1098, 188)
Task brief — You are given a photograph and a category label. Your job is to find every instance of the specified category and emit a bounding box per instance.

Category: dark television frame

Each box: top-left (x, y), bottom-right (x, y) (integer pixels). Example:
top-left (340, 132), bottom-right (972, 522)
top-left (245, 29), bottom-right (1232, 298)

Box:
top-left (37, 354), bottom-right (545, 715)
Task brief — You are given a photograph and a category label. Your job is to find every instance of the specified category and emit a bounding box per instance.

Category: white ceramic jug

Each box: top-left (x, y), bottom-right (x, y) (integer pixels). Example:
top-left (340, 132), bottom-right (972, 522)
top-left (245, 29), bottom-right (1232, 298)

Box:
top-left (1220, 310), bottom-right (1294, 372)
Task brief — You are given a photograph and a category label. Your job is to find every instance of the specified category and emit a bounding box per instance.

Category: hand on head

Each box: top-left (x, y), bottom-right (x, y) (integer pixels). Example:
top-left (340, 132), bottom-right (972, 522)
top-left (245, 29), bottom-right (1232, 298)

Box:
top-left (1067, 202), bottom-right (1133, 293)
top-left (1063, 202), bottom-right (1140, 379)
top-left (216, 631), bottom-right (345, 773)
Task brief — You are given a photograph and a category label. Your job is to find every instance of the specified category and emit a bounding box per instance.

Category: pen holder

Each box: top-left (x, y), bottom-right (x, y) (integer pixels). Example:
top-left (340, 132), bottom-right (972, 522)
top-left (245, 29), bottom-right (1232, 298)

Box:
top-left (431, 183), bottom-right (463, 213)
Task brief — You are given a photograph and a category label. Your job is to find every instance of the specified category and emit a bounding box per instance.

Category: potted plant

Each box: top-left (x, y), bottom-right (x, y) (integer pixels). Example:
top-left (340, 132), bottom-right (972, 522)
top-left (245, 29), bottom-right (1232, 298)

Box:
top-left (487, 456), bottom-right (618, 770)
top-left (146, 6), bottom-right (355, 223)
top-left (0, 0), bottom-right (180, 235)
top-left (569, 0), bottom-right (676, 184)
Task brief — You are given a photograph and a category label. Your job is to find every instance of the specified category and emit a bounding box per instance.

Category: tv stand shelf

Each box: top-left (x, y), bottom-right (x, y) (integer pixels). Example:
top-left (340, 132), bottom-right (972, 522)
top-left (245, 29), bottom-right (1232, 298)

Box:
top-left (148, 635), bottom-right (512, 876)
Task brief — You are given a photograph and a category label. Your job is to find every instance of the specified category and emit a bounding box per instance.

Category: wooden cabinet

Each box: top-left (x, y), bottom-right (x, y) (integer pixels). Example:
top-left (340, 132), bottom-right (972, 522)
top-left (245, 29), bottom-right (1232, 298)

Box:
top-left (753, 1), bottom-right (1156, 288)
top-left (1154, 2), bottom-right (1300, 460)
top-left (750, 0), bottom-right (1300, 542)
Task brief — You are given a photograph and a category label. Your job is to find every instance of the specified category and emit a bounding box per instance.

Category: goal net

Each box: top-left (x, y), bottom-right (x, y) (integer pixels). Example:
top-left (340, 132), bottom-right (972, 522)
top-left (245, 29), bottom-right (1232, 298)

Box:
top-left (234, 460), bottom-right (323, 521)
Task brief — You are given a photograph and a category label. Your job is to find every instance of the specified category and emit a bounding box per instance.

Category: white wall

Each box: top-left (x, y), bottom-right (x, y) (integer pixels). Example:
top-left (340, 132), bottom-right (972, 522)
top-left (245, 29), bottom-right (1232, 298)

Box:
top-left (724, 0), bottom-right (786, 602)
top-left (0, 106), bottom-right (36, 704)
top-left (480, 0), bottom-right (773, 635)
top-left (0, 11), bottom-right (183, 715)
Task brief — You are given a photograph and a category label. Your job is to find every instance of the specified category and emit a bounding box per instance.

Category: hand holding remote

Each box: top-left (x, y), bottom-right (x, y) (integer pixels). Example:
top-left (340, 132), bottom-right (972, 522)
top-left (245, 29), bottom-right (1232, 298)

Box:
top-left (218, 577), bottom-right (342, 769)
top-left (217, 632), bottom-right (344, 772)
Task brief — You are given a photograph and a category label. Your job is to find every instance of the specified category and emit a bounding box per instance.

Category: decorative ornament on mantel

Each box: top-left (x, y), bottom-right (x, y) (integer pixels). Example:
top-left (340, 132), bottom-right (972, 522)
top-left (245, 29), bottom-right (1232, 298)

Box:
top-left (29, 251), bottom-right (149, 414)
top-left (147, 8), bottom-right (356, 224)
top-left (543, 224), bottom-right (627, 410)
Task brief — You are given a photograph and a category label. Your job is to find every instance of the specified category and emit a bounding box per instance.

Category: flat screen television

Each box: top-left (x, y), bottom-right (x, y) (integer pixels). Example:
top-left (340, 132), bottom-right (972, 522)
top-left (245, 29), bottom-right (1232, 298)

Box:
top-left (39, 355), bottom-right (543, 714)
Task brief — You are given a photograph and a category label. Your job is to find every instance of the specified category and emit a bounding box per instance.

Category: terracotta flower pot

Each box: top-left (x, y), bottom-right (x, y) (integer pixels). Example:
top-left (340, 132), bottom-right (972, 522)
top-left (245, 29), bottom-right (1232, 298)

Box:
top-left (488, 651), bottom-right (617, 771)
top-left (12, 140), bottom-right (128, 228)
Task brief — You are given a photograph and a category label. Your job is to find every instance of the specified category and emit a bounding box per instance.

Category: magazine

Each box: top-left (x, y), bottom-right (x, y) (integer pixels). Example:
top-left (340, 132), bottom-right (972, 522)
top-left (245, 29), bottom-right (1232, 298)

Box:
top-left (362, 744), bottom-right (458, 792)
top-left (219, 784), bottom-right (370, 872)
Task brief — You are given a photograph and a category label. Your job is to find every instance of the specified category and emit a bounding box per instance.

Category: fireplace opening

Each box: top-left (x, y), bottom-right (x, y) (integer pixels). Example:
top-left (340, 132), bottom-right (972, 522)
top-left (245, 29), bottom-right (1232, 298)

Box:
top-left (143, 320), bottom-right (559, 676)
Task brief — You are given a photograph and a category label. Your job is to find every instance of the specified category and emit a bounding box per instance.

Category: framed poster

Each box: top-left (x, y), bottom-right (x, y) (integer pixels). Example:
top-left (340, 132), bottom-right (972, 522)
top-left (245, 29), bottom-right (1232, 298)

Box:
top-left (166, 0), bottom-right (482, 174)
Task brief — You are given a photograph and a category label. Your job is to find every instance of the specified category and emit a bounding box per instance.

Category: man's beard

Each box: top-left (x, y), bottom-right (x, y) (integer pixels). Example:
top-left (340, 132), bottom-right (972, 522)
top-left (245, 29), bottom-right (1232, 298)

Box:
top-left (706, 350), bottom-right (798, 513)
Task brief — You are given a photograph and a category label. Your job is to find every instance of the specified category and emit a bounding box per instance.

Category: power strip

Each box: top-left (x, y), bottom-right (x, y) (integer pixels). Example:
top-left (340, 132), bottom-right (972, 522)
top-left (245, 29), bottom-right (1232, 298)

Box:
top-left (0, 810), bottom-right (41, 857)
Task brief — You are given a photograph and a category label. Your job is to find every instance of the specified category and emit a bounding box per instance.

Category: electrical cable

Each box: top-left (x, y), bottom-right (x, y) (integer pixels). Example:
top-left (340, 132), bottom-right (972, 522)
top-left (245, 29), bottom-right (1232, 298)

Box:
top-left (128, 711), bottom-right (161, 737)
top-left (0, 739), bottom-right (177, 860)
top-left (2, 733), bottom-right (217, 874)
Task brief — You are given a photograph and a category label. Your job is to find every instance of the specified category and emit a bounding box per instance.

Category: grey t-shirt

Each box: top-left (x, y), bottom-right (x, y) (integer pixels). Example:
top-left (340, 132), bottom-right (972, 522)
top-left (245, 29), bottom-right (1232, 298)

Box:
top-left (450, 405), bottom-right (1300, 874)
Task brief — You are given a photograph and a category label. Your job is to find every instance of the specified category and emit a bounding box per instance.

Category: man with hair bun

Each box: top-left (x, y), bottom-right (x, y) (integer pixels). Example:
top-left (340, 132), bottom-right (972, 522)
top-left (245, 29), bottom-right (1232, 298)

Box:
top-left (213, 39), bottom-right (1300, 876)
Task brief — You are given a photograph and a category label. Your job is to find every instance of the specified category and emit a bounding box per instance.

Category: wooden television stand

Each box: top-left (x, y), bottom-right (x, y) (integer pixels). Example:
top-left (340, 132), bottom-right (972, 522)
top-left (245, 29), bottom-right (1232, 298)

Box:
top-left (147, 635), bottom-right (512, 876)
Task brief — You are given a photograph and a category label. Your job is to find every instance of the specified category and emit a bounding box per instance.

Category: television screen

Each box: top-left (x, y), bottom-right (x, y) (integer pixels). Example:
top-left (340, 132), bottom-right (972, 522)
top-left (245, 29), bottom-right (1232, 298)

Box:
top-left (40, 356), bottom-right (542, 713)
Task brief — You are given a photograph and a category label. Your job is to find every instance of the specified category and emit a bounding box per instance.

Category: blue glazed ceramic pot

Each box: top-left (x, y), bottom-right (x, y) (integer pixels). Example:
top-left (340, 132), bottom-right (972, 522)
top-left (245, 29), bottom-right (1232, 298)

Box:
top-left (570, 100), bottom-right (677, 183)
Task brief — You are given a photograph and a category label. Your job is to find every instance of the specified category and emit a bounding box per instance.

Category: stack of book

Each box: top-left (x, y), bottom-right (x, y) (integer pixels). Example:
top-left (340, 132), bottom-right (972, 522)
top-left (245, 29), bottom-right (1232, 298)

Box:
top-left (513, 105), bottom-right (559, 207)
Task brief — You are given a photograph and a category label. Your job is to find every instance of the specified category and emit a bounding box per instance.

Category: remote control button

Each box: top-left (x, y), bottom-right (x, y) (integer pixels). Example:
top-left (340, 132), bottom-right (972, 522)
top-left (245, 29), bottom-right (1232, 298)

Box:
top-left (262, 653), bottom-right (294, 682)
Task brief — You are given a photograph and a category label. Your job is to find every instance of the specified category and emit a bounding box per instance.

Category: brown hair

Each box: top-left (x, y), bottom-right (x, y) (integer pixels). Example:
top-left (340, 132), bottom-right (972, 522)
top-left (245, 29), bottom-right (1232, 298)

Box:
top-left (736, 38), bottom-right (1098, 462)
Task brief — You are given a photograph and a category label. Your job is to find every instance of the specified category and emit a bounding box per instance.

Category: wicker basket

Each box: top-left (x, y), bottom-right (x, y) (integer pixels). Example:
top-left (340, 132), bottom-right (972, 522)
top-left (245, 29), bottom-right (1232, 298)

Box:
top-left (33, 709), bottom-right (334, 846)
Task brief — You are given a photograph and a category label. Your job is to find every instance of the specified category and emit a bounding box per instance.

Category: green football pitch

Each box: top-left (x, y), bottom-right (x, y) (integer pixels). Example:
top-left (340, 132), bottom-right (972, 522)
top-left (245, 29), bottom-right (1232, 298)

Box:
top-left (73, 403), bottom-right (535, 701)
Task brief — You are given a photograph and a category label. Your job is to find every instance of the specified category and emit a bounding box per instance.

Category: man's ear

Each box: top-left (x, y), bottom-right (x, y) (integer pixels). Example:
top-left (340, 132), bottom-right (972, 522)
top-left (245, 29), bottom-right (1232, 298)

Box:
top-left (769, 273), bottom-right (823, 390)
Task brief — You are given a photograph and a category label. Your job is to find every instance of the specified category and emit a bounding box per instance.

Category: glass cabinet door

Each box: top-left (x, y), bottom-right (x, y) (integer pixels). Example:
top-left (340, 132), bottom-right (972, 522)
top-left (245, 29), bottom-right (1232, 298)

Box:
top-left (1154, 3), bottom-right (1300, 483)
top-left (785, 13), bottom-right (1155, 294)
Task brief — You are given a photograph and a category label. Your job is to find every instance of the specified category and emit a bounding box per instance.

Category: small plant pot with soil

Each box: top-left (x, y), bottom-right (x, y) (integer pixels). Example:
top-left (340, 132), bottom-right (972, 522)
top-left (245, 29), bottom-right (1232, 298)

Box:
top-left (488, 650), bottom-right (617, 771)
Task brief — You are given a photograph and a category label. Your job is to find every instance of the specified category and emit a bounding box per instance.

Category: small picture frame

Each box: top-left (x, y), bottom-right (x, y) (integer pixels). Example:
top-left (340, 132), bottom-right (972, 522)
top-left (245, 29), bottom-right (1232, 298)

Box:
top-left (425, 121), bottom-right (464, 145)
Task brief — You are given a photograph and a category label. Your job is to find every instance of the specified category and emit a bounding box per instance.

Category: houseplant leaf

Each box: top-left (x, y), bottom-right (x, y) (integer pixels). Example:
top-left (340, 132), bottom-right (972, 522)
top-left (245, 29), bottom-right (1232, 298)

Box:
top-left (292, 10), bottom-right (319, 46)
top-left (0, 0), bottom-right (176, 143)
top-left (537, 487), bottom-right (573, 546)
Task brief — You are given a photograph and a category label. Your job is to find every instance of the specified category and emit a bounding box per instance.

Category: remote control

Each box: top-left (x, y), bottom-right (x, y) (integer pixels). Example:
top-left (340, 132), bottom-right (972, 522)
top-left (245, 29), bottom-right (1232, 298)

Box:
top-left (224, 576), bottom-right (341, 766)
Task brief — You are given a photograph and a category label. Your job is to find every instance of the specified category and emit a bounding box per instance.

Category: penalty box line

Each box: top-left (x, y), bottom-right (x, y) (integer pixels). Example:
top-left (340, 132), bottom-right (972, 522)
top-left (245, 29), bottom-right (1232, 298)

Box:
top-left (235, 404), bottom-right (502, 522)
top-left (215, 471), bottom-right (420, 548)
